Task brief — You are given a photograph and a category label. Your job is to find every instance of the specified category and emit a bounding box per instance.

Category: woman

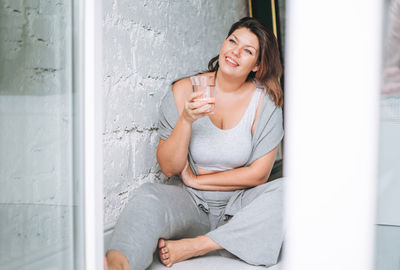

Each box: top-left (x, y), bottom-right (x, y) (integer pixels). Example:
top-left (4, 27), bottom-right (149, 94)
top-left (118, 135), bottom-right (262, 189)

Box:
top-left (106, 17), bottom-right (284, 270)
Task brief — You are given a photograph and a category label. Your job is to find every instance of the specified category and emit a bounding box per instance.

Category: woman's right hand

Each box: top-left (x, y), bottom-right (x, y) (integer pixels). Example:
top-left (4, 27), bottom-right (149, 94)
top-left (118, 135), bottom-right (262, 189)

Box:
top-left (182, 91), bottom-right (215, 124)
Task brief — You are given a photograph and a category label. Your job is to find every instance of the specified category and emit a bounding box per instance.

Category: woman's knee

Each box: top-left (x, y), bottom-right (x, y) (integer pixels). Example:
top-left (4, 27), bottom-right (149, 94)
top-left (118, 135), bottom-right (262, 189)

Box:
top-left (127, 182), bottom-right (179, 213)
top-left (260, 177), bottom-right (284, 194)
top-left (134, 182), bottom-right (159, 194)
top-left (106, 250), bottom-right (129, 270)
top-left (130, 182), bottom-right (167, 200)
top-left (116, 183), bottom-right (170, 231)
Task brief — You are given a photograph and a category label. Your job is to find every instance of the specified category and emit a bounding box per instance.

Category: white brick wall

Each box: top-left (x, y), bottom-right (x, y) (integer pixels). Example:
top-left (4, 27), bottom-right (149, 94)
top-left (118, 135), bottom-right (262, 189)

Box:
top-left (103, 0), bottom-right (248, 227)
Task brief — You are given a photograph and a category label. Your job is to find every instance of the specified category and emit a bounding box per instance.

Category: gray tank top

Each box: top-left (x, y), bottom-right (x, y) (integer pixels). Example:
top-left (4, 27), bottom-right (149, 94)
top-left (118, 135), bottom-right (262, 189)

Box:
top-left (189, 87), bottom-right (262, 171)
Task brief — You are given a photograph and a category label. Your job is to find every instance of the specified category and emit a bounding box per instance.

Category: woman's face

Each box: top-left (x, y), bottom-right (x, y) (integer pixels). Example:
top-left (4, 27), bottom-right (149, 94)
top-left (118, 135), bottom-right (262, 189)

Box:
top-left (218, 27), bottom-right (260, 78)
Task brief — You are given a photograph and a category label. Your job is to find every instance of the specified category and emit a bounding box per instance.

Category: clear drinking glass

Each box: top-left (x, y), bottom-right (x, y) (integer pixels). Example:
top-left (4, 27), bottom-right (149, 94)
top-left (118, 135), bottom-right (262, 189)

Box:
top-left (190, 75), bottom-right (216, 111)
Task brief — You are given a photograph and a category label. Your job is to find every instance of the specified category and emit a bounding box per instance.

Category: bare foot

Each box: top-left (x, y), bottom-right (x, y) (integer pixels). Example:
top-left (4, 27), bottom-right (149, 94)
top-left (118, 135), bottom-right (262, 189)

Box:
top-left (158, 236), bottom-right (221, 267)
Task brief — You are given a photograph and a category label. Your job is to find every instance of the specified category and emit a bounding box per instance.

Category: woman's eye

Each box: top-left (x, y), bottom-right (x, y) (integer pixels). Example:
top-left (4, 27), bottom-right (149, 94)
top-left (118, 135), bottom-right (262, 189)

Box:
top-left (229, 39), bottom-right (236, 44)
top-left (244, 49), bottom-right (252, 55)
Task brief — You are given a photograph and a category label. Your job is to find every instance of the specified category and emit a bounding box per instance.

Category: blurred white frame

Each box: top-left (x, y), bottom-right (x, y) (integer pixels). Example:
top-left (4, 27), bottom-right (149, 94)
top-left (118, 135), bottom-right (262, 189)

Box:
top-left (283, 0), bottom-right (382, 270)
top-left (79, 0), bottom-right (104, 269)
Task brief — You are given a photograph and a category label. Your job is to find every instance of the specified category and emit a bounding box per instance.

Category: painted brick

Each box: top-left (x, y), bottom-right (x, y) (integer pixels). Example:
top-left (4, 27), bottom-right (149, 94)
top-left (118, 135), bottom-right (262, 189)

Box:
top-left (0, 13), bottom-right (25, 29)
top-left (39, 0), bottom-right (63, 15)
top-left (31, 16), bottom-right (54, 41)
top-left (2, 0), bottom-right (24, 11)
top-left (24, 0), bottom-right (40, 9)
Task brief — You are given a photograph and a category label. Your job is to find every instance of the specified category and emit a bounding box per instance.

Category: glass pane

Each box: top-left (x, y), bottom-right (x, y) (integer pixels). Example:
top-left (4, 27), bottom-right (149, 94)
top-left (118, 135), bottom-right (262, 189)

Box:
top-left (376, 0), bottom-right (400, 269)
top-left (0, 0), bottom-right (82, 269)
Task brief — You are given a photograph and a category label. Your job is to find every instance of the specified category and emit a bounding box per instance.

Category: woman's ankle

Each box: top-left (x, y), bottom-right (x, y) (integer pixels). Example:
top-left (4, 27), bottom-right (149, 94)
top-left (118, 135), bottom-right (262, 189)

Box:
top-left (195, 235), bottom-right (222, 255)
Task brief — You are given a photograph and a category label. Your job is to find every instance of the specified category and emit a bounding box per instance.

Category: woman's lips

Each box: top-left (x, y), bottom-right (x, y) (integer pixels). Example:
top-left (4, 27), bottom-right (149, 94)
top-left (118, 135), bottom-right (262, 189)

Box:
top-left (225, 56), bottom-right (239, 67)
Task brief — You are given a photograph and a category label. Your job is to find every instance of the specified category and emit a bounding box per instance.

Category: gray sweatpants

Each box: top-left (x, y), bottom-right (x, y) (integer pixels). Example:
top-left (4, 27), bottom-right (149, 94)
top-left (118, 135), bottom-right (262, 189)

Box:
top-left (108, 178), bottom-right (284, 270)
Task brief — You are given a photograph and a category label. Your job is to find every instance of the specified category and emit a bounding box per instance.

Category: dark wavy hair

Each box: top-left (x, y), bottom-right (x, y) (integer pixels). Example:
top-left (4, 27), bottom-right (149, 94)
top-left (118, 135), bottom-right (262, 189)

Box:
top-left (208, 17), bottom-right (283, 107)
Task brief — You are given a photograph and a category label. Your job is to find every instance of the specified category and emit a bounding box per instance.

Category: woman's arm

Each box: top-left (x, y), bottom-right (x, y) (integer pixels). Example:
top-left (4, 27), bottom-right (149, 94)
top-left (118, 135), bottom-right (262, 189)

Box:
top-left (157, 120), bottom-right (191, 177)
top-left (181, 146), bottom-right (279, 191)
top-left (157, 78), bottom-right (214, 177)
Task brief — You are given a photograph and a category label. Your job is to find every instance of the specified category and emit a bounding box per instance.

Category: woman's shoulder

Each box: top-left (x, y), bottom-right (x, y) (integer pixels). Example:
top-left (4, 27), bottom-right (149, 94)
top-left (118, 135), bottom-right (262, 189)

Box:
top-left (172, 72), bottom-right (213, 94)
top-left (171, 77), bottom-right (192, 110)
top-left (172, 77), bottom-right (192, 95)
top-left (171, 72), bottom-right (212, 103)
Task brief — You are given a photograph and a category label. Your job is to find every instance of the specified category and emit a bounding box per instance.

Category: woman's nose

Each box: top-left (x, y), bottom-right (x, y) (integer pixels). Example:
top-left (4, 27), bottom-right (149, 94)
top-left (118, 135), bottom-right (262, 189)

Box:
top-left (232, 46), bottom-right (240, 57)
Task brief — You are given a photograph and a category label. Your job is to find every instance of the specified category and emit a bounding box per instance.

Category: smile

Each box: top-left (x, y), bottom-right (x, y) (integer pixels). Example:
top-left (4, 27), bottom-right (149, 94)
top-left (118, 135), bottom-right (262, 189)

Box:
top-left (225, 56), bottom-right (239, 67)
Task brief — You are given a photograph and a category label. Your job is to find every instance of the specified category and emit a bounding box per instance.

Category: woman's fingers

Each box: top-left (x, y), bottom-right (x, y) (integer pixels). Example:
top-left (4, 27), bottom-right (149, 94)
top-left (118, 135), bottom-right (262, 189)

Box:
top-left (189, 90), bottom-right (206, 101)
top-left (182, 92), bottom-right (215, 123)
top-left (187, 100), bottom-right (208, 110)
top-left (192, 104), bottom-right (212, 114)
top-left (185, 100), bottom-right (210, 113)
top-left (185, 102), bottom-right (212, 120)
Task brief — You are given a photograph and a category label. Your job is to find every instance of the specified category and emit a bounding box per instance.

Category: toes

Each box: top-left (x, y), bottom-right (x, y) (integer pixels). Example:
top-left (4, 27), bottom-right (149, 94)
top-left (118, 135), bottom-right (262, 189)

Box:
top-left (162, 258), bottom-right (170, 266)
top-left (158, 238), bottom-right (166, 248)
top-left (158, 239), bottom-right (173, 267)
top-left (161, 253), bottom-right (169, 260)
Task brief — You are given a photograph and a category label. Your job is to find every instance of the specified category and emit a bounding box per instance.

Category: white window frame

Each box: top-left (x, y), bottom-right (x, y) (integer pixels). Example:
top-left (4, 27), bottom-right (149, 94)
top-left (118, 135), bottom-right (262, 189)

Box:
top-left (78, 0), bottom-right (104, 269)
top-left (283, 1), bottom-right (383, 269)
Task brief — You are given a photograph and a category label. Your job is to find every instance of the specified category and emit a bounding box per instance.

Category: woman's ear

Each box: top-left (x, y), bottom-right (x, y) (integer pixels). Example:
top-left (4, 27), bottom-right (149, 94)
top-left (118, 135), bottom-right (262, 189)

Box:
top-left (252, 64), bottom-right (259, 73)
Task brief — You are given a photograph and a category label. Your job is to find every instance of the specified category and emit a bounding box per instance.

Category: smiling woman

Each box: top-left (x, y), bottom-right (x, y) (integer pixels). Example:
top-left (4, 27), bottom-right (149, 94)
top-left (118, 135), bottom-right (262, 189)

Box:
top-left (208, 18), bottom-right (283, 107)
top-left (105, 17), bottom-right (284, 270)
top-left (219, 29), bottom-right (260, 73)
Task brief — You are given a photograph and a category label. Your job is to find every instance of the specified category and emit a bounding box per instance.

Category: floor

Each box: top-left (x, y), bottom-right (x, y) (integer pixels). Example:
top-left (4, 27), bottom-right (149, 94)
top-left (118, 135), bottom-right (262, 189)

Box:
top-left (147, 253), bottom-right (281, 270)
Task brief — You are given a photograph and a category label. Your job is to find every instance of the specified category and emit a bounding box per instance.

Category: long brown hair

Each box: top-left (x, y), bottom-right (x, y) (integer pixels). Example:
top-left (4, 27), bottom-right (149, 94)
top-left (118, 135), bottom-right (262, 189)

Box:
top-left (208, 17), bottom-right (283, 107)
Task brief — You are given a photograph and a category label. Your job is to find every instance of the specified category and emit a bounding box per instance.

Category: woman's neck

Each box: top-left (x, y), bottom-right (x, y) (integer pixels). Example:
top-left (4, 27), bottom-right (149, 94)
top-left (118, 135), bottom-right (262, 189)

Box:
top-left (215, 71), bottom-right (248, 93)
